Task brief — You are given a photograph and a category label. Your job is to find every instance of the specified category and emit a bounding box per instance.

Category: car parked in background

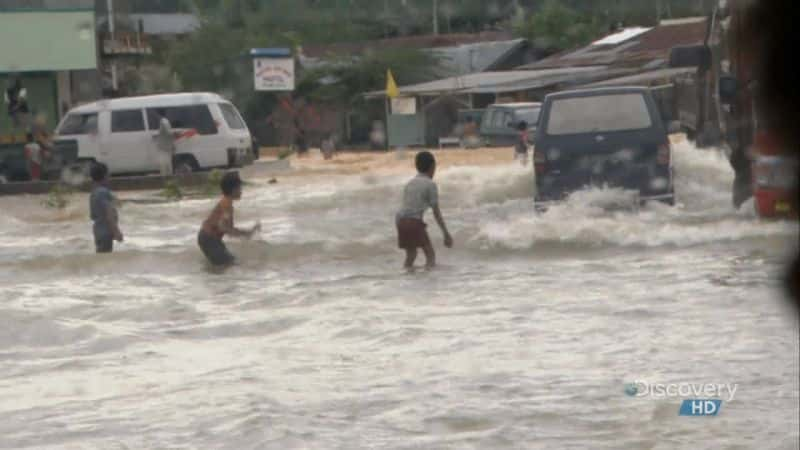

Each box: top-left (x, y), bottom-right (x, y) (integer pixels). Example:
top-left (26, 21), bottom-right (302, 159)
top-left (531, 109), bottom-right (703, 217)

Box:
top-left (479, 102), bottom-right (541, 147)
top-left (533, 87), bottom-right (675, 207)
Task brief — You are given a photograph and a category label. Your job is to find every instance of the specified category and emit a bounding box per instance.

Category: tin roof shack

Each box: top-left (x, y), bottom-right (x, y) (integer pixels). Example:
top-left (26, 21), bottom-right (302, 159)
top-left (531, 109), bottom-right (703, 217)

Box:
top-left (519, 18), bottom-right (709, 139)
top-left (359, 19), bottom-right (709, 148)
top-left (364, 66), bottom-right (634, 147)
top-left (298, 33), bottom-right (542, 148)
top-left (0, 1), bottom-right (98, 142)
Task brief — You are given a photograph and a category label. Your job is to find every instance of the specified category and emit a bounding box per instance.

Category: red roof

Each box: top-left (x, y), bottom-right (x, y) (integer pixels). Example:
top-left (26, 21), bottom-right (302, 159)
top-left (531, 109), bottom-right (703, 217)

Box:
top-left (522, 18), bottom-right (707, 70)
top-left (623, 18), bottom-right (707, 62)
top-left (301, 31), bottom-right (515, 58)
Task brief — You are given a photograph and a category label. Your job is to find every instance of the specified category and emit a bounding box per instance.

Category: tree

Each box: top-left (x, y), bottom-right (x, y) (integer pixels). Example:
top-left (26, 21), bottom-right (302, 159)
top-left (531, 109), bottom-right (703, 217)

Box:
top-left (301, 48), bottom-right (443, 106)
top-left (514, 0), bottom-right (604, 51)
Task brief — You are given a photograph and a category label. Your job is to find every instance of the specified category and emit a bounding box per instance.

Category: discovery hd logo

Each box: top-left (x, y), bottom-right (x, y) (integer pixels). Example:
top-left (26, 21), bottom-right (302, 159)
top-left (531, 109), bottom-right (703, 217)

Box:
top-left (624, 380), bottom-right (738, 417)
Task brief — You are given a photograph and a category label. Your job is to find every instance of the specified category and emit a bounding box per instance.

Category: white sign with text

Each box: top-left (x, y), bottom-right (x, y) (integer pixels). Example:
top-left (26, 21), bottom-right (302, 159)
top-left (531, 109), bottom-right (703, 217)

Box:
top-left (253, 57), bottom-right (295, 91)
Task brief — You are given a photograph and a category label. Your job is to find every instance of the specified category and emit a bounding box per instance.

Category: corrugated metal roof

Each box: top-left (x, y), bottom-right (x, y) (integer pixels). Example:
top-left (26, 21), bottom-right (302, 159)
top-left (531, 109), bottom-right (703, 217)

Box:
top-left (365, 66), bottom-right (619, 98)
top-left (519, 19), bottom-right (707, 71)
top-left (430, 39), bottom-right (527, 75)
top-left (624, 19), bottom-right (706, 55)
top-left (591, 27), bottom-right (651, 45)
top-left (580, 67), bottom-right (697, 88)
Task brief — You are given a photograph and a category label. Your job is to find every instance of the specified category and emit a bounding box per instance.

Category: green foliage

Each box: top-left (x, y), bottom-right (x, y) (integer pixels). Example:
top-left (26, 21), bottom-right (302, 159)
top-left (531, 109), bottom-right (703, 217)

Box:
top-left (303, 48), bottom-right (443, 106)
top-left (514, 0), bottom-right (604, 51)
top-left (161, 178), bottom-right (183, 201)
top-left (42, 184), bottom-right (74, 210)
top-left (203, 169), bottom-right (224, 196)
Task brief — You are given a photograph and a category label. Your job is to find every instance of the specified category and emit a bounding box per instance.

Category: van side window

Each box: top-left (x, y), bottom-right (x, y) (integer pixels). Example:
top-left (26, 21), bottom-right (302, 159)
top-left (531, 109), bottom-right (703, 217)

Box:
top-left (504, 112), bottom-right (514, 128)
top-left (491, 111), bottom-right (505, 129)
top-left (58, 113), bottom-right (98, 135)
top-left (111, 110), bottom-right (145, 133)
top-left (147, 105), bottom-right (217, 135)
top-left (219, 103), bottom-right (246, 130)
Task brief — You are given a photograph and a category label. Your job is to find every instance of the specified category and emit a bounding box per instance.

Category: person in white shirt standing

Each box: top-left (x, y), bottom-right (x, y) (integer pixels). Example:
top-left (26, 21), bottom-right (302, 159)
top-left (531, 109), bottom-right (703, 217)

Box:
top-left (155, 109), bottom-right (175, 176)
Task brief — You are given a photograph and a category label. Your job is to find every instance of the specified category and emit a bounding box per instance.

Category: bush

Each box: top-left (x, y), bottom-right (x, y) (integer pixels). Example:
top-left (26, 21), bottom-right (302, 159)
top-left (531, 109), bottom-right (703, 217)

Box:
top-left (161, 178), bottom-right (183, 201)
top-left (203, 169), bottom-right (224, 196)
top-left (42, 184), bottom-right (74, 210)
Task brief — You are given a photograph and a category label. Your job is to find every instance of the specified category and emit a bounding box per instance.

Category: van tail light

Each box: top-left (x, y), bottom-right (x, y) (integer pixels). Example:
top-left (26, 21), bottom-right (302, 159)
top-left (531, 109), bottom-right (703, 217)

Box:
top-left (534, 150), bottom-right (546, 173)
top-left (657, 142), bottom-right (671, 165)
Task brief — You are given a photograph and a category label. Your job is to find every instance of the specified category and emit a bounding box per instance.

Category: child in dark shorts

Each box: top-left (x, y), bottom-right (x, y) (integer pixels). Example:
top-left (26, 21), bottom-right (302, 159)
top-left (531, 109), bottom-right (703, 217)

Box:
top-left (198, 171), bottom-right (260, 266)
top-left (89, 163), bottom-right (123, 253)
top-left (395, 151), bottom-right (453, 268)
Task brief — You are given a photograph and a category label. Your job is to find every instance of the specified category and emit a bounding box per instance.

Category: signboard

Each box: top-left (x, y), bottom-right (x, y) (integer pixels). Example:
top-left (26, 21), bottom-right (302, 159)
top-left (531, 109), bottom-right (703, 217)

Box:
top-left (391, 97), bottom-right (416, 115)
top-left (253, 57), bottom-right (295, 91)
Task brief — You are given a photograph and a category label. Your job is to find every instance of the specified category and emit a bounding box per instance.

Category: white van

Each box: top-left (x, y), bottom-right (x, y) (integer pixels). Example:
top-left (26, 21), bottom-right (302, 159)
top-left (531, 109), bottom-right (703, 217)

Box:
top-left (55, 92), bottom-right (254, 175)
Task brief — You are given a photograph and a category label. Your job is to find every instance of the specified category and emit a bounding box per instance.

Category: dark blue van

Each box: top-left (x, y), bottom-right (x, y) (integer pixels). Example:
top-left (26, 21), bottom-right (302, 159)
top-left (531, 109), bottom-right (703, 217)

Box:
top-left (534, 87), bottom-right (675, 206)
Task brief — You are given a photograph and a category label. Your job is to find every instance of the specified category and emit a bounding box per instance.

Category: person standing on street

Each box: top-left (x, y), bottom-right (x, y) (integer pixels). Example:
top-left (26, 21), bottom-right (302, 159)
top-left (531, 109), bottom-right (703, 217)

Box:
top-left (155, 109), bottom-right (176, 176)
top-left (4, 78), bottom-right (30, 131)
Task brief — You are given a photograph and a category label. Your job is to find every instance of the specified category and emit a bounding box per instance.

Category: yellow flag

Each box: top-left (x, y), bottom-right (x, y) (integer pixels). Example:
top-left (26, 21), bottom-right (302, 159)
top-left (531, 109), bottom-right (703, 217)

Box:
top-left (386, 69), bottom-right (399, 99)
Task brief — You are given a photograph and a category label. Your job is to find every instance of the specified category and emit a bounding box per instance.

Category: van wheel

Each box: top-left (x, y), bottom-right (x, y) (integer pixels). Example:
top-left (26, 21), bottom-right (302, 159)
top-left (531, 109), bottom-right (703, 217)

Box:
top-left (173, 155), bottom-right (199, 175)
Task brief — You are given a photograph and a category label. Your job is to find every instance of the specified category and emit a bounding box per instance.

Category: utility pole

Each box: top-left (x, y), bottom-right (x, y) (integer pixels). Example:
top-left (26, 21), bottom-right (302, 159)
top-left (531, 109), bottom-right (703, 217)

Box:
top-left (107, 0), bottom-right (118, 92)
top-left (433, 0), bottom-right (439, 35)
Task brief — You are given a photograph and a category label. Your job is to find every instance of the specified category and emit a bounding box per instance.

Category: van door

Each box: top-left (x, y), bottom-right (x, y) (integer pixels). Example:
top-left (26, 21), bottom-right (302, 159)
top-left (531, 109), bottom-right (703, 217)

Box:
top-left (147, 105), bottom-right (225, 169)
top-left (107, 109), bottom-right (150, 174)
top-left (56, 111), bottom-right (101, 164)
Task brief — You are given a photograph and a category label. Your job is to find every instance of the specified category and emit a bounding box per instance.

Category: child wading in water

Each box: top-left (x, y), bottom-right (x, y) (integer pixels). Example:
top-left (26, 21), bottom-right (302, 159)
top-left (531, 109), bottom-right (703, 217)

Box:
top-left (515, 120), bottom-right (529, 166)
top-left (89, 163), bottom-right (123, 253)
top-left (396, 151), bottom-right (453, 269)
top-left (198, 171), bottom-right (260, 266)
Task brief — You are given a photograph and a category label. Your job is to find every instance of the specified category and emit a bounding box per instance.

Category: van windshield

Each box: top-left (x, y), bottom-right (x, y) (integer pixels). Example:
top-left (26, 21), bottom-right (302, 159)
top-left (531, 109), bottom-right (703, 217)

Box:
top-left (57, 113), bottom-right (98, 135)
top-left (516, 108), bottom-right (540, 126)
top-left (219, 103), bottom-right (246, 130)
top-left (546, 94), bottom-right (652, 135)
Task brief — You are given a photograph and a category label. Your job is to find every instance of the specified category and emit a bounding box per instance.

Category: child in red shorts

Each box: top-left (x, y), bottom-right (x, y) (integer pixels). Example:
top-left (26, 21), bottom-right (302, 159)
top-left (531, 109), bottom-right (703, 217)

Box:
top-left (395, 151), bottom-right (453, 268)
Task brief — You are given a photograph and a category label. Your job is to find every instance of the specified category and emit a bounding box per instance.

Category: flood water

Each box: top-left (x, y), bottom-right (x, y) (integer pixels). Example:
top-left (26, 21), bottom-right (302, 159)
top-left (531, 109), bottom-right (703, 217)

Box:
top-left (0, 143), bottom-right (797, 449)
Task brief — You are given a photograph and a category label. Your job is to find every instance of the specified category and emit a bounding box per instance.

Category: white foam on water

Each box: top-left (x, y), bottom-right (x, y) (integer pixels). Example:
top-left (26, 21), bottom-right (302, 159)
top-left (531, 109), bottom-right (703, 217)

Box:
top-left (467, 142), bottom-right (797, 250)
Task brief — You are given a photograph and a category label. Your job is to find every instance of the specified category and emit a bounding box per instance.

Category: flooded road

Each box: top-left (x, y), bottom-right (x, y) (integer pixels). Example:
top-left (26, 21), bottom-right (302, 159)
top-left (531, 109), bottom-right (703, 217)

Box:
top-left (0, 143), bottom-right (797, 449)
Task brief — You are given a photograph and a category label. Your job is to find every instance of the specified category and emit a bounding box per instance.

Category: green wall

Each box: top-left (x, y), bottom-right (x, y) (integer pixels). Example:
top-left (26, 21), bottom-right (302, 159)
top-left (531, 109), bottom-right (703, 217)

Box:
top-left (0, 10), bottom-right (97, 72)
top-left (1, 73), bottom-right (58, 136)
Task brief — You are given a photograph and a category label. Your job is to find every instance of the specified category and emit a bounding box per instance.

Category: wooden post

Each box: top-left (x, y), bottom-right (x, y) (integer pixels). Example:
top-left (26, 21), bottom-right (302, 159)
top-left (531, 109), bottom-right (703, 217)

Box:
top-left (384, 96), bottom-right (391, 151)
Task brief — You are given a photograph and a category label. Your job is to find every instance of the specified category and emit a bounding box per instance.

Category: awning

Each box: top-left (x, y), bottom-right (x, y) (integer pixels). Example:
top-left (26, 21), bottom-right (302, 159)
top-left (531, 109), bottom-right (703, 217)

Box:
top-left (364, 66), bottom-right (628, 99)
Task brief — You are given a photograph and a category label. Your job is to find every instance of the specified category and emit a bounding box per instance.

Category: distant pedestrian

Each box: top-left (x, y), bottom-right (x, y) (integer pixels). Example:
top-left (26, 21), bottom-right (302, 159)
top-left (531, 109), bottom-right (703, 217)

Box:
top-left (515, 121), bottom-right (529, 166)
top-left (90, 163), bottom-right (123, 254)
top-left (4, 78), bottom-right (29, 130)
top-left (396, 151), bottom-right (453, 269)
top-left (461, 116), bottom-right (480, 148)
top-left (23, 134), bottom-right (43, 181)
top-left (293, 117), bottom-right (308, 157)
top-left (322, 135), bottom-right (336, 160)
top-left (155, 109), bottom-right (176, 175)
top-left (197, 171), bottom-right (260, 267)
top-left (31, 113), bottom-right (54, 152)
